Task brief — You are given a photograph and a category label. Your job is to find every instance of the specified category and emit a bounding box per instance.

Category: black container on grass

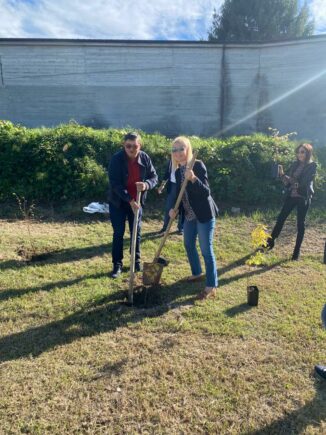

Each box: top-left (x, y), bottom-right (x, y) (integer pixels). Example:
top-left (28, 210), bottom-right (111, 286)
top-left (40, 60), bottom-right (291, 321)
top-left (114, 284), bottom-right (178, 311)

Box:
top-left (247, 285), bottom-right (259, 306)
top-left (324, 240), bottom-right (326, 264)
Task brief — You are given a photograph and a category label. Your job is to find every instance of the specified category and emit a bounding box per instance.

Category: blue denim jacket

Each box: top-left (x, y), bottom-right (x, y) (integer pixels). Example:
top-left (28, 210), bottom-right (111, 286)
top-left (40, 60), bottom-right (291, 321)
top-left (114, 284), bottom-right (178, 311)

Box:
top-left (108, 149), bottom-right (158, 208)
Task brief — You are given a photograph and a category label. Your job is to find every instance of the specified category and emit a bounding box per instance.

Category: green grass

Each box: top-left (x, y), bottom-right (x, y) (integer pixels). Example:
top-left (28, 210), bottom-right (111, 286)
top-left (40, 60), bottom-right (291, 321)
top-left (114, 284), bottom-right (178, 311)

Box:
top-left (0, 207), bottom-right (325, 434)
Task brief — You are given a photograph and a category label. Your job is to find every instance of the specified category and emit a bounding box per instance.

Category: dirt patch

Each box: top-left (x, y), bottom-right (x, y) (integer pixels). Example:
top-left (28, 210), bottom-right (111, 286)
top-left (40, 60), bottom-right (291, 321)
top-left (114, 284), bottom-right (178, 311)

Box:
top-left (16, 246), bottom-right (56, 263)
top-left (123, 284), bottom-right (168, 309)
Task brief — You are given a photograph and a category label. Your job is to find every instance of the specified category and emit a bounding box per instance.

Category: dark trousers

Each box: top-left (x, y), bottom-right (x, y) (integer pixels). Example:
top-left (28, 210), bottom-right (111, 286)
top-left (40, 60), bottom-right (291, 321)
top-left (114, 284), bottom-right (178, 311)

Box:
top-left (271, 196), bottom-right (310, 253)
top-left (109, 201), bottom-right (142, 267)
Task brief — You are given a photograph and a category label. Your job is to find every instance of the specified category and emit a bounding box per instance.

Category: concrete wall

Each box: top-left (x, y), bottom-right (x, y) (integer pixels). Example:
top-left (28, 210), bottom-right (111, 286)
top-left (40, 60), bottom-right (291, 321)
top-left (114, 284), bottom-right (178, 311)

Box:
top-left (0, 37), bottom-right (326, 143)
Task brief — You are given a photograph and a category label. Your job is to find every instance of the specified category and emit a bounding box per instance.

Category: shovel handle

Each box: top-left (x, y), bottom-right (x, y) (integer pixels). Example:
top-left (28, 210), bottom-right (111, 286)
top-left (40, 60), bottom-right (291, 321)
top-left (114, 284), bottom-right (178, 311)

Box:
top-left (128, 190), bottom-right (141, 304)
top-left (154, 150), bottom-right (198, 261)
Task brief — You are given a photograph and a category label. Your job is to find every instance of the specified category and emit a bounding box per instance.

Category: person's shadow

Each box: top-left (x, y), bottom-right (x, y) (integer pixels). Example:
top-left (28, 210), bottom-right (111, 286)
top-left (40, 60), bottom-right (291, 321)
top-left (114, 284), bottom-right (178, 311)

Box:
top-left (0, 277), bottom-right (200, 364)
top-left (244, 377), bottom-right (326, 434)
top-left (0, 251), bottom-right (285, 305)
top-left (0, 226), bottom-right (177, 272)
top-left (0, 251), bottom-right (290, 364)
top-left (0, 242), bottom-right (113, 271)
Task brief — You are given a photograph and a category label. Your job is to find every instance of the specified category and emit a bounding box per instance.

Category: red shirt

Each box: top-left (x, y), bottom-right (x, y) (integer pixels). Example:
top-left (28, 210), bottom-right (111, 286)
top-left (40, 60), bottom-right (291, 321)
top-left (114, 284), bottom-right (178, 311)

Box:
top-left (127, 158), bottom-right (141, 201)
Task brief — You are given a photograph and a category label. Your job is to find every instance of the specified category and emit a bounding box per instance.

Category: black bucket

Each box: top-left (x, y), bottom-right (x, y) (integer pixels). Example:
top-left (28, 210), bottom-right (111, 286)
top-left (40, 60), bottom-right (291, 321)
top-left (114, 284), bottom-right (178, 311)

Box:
top-left (247, 285), bottom-right (259, 306)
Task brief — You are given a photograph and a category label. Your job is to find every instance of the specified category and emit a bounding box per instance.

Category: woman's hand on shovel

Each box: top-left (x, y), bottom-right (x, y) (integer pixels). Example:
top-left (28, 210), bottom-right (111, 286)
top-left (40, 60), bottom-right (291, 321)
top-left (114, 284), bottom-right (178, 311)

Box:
top-left (185, 168), bottom-right (197, 183)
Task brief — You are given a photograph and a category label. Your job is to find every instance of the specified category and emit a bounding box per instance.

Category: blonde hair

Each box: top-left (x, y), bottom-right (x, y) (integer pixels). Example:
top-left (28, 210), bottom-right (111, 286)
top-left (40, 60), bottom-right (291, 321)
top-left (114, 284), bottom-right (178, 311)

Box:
top-left (171, 136), bottom-right (193, 170)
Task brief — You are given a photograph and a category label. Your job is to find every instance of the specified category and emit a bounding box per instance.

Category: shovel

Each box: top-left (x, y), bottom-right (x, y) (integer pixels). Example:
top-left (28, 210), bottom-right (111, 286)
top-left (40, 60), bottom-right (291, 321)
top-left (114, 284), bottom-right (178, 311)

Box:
top-left (128, 190), bottom-right (142, 304)
top-left (143, 151), bottom-right (198, 286)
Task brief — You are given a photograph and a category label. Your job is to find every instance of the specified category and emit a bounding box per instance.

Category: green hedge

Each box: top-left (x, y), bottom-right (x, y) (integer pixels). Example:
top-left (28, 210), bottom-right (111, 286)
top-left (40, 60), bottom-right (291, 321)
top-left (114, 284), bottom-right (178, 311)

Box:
top-left (0, 120), bottom-right (325, 205)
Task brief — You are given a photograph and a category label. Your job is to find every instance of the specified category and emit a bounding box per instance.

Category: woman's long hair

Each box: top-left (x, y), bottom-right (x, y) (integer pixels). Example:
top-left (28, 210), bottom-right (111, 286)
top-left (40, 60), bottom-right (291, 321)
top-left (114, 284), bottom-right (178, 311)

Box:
top-left (295, 143), bottom-right (313, 164)
top-left (171, 136), bottom-right (193, 171)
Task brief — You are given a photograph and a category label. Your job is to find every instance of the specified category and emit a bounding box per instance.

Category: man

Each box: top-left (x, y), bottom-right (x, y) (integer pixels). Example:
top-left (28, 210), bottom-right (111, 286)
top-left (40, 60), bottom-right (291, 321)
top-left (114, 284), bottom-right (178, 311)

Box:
top-left (108, 132), bottom-right (158, 278)
top-left (315, 303), bottom-right (326, 380)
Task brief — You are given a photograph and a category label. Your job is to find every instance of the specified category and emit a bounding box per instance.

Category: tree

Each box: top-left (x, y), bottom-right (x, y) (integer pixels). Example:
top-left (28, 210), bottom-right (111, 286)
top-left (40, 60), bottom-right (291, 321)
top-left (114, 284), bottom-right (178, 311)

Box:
top-left (208, 0), bottom-right (314, 43)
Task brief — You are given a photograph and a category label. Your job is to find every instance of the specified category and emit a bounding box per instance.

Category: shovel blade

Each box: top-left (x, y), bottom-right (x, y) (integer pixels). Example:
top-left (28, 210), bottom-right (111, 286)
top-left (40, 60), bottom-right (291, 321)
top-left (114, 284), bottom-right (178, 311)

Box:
top-left (143, 261), bottom-right (165, 286)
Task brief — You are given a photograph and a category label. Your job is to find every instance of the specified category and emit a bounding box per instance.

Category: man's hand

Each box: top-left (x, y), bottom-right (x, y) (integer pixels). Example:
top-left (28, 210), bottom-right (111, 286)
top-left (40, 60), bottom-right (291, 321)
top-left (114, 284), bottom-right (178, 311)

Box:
top-left (185, 168), bottom-right (196, 183)
top-left (136, 182), bottom-right (147, 192)
top-left (169, 209), bottom-right (177, 219)
top-left (157, 181), bottom-right (166, 195)
top-left (278, 165), bottom-right (284, 177)
top-left (130, 199), bottom-right (141, 214)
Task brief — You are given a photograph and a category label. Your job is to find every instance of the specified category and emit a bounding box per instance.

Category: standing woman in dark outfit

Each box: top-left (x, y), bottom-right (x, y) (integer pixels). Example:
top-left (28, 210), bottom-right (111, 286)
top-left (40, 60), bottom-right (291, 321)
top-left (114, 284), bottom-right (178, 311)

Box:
top-left (267, 143), bottom-right (317, 260)
top-left (169, 137), bottom-right (219, 300)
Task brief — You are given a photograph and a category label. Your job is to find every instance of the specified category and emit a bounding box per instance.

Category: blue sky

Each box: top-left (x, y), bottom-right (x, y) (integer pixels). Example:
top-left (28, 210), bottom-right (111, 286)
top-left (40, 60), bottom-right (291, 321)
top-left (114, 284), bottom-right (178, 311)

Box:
top-left (0, 0), bottom-right (325, 40)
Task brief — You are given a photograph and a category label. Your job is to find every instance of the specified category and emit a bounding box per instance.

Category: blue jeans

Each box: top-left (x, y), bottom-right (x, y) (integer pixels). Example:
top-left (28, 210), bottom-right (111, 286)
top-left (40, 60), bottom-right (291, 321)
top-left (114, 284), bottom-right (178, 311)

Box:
top-left (162, 183), bottom-right (184, 231)
top-left (109, 202), bottom-right (142, 267)
top-left (183, 218), bottom-right (218, 287)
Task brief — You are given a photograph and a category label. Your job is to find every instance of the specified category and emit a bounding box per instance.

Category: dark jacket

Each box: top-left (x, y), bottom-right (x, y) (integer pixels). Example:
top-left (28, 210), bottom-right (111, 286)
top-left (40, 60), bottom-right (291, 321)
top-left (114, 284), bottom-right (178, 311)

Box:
top-left (163, 160), bottom-right (174, 194)
top-left (175, 160), bottom-right (218, 223)
top-left (284, 161), bottom-right (317, 200)
top-left (108, 149), bottom-right (158, 208)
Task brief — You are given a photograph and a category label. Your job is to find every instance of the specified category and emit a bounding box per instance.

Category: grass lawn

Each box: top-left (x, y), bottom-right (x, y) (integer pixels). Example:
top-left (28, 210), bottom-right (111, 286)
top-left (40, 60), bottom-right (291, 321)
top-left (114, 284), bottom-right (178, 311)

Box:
top-left (0, 205), bottom-right (325, 434)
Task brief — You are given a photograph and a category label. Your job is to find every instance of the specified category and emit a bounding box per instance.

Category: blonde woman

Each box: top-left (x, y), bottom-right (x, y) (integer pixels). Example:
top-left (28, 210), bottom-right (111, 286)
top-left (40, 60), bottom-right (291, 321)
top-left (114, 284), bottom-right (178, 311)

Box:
top-left (169, 137), bottom-right (218, 300)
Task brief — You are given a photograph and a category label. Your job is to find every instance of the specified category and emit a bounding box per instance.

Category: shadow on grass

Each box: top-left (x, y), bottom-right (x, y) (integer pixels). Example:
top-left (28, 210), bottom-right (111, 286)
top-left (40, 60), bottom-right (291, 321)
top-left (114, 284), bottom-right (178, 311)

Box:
top-left (0, 272), bottom-right (110, 302)
top-left (0, 277), bottom-right (200, 364)
top-left (0, 251), bottom-right (286, 304)
top-left (224, 303), bottom-right (254, 317)
top-left (0, 242), bottom-right (113, 271)
top-left (0, 225), bottom-right (172, 272)
top-left (219, 252), bottom-right (257, 276)
top-left (219, 258), bottom-right (289, 287)
top-left (245, 378), bottom-right (326, 434)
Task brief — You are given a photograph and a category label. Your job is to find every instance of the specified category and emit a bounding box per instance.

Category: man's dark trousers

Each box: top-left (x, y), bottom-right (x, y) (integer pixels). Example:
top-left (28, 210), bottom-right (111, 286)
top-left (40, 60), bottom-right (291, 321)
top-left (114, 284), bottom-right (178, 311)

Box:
top-left (110, 201), bottom-right (142, 268)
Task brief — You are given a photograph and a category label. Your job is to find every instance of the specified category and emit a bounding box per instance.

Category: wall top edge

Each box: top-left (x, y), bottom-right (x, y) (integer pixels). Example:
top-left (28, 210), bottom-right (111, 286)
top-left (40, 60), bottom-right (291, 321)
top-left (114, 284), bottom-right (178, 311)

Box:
top-left (0, 35), bottom-right (326, 49)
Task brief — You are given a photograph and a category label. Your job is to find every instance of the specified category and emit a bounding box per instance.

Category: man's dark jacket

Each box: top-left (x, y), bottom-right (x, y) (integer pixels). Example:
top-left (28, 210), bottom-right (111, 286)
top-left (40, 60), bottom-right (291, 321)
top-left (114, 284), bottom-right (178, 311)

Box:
top-left (175, 160), bottom-right (218, 223)
top-left (108, 149), bottom-right (158, 208)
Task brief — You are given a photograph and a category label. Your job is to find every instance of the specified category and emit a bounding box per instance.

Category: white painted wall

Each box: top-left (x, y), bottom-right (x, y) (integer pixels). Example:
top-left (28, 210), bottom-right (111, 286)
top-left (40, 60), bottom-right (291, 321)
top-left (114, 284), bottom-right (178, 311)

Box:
top-left (0, 38), bottom-right (325, 143)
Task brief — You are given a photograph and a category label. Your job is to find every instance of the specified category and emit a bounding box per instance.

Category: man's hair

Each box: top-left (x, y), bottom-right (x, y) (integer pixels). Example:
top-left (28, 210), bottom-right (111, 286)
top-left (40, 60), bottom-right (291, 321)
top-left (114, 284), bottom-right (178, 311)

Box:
top-left (124, 132), bottom-right (141, 143)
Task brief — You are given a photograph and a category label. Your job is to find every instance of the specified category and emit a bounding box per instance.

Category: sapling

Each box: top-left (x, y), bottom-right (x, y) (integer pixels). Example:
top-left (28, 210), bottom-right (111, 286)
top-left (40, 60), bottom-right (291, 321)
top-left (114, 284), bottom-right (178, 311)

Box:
top-left (245, 224), bottom-right (271, 306)
top-left (13, 193), bottom-right (37, 260)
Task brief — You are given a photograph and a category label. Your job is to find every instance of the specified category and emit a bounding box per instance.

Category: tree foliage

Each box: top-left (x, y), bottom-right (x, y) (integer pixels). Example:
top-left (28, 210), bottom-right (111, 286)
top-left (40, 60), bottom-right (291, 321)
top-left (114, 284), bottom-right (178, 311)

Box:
top-left (208, 0), bottom-right (314, 43)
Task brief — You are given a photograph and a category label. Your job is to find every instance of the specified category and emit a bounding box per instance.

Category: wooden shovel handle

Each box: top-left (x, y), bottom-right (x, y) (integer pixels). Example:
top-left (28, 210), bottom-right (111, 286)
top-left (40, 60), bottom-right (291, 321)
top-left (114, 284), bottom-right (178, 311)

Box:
top-left (153, 150), bottom-right (198, 261)
top-left (128, 190), bottom-right (141, 303)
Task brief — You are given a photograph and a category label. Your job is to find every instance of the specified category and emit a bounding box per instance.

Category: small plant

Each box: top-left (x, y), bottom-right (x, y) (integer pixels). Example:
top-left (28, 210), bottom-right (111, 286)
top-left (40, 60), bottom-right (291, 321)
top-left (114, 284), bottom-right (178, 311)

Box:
top-left (246, 224), bottom-right (270, 266)
top-left (13, 193), bottom-right (37, 260)
top-left (245, 224), bottom-right (271, 306)
top-left (268, 127), bottom-right (297, 142)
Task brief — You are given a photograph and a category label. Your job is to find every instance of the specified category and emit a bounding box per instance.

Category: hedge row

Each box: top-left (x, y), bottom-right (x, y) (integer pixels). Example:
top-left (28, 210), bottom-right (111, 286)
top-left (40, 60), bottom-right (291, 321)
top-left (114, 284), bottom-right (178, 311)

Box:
top-left (0, 120), bottom-right (325, 205)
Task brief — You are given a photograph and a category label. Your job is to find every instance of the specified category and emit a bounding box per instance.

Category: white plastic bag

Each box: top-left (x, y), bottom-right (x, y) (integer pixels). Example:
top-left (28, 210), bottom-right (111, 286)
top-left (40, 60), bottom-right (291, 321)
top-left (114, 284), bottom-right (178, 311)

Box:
top-left (83, 202), bottom-right (110, 214)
